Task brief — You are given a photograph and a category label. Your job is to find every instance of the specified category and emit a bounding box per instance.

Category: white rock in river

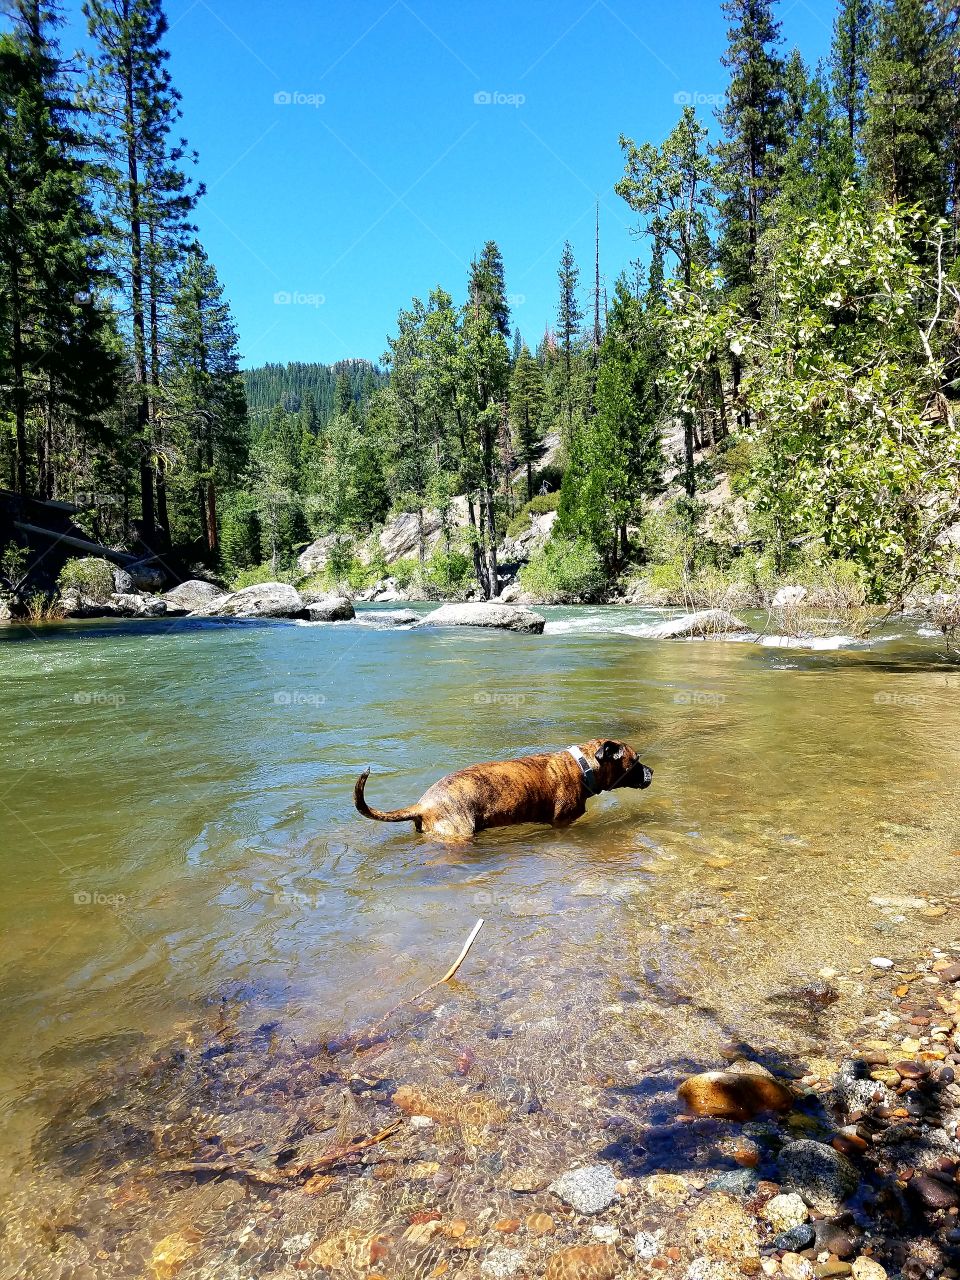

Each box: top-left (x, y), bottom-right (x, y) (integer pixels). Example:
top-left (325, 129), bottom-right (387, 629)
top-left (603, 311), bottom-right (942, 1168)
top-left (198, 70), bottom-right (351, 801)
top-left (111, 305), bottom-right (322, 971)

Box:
top-left (207, 582), bottom-right (305, 619)
top-left (162, 579), bottom-right (228, 615)
top-left (549, 1163), bottom-right (618, 1214)
top-left (419, 601), bottom-right (546, 634)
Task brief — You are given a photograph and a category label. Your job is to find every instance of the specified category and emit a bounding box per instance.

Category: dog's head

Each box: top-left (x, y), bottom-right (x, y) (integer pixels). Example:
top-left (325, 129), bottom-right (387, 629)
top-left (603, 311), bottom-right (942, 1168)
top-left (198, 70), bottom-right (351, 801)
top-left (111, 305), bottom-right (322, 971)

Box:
top-left (581, 738), bottom-right (654, 791)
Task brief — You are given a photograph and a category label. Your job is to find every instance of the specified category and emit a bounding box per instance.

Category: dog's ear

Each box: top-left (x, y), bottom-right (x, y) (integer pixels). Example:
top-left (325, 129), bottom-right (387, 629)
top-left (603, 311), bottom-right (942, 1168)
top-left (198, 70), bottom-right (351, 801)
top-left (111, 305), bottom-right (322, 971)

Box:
top-left (596, 740), bottom-right (624, 762)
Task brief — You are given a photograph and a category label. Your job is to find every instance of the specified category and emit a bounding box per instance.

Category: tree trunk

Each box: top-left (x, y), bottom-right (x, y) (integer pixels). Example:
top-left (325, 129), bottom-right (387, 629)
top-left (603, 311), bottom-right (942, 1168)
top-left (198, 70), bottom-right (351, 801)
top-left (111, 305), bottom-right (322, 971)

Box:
top-left (206, 477), bottom-right (218, 552)
top-left (683, 412), bottom-right (696, 498)
top-left (124, 45), bottom-right (154, 543)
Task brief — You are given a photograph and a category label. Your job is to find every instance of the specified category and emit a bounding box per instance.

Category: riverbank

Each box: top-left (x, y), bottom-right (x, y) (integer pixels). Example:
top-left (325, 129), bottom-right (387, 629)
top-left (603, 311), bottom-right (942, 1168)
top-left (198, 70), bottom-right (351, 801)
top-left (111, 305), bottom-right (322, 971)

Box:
top-left (3, 925), bottom-right (959, 1280)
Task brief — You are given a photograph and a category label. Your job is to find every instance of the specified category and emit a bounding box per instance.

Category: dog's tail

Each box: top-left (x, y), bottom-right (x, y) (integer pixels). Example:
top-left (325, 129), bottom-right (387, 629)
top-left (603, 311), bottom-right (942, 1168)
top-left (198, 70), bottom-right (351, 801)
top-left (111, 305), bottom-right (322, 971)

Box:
top-left (354, 769), bottom-right (421, 823)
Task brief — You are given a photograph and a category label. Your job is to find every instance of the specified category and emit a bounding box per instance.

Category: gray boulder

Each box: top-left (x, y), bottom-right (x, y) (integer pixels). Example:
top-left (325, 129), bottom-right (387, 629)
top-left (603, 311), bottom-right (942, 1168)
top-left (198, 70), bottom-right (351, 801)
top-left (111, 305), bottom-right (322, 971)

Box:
top-left (162, 579), bottom-right (229, 616)
top-left (777, 1139), bottom-right (860, 1213)
top-left (110, 592), bottom-right (167, 617)
top-left (0, 597), bottom-right (13, 621)
top-left (122, 562), bottom-right (165, 592)
top-left (207, 582), bottom-right (305, 619)
top-left (355, 608), bottom-right (420, 627)
top-left (302, 596), bottom-right (355, 622)
top-left (419, 601), bottom-right (546, 634)
top-left (634, 609), bottom-right (752, 640)
top-left (61, 589), bottom-right (118, 618)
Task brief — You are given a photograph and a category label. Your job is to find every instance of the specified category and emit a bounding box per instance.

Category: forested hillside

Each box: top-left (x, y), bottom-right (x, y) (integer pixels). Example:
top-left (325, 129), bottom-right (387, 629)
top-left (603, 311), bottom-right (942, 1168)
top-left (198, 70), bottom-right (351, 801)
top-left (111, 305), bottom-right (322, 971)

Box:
top-left (3, 0), bottom-right (960, 612)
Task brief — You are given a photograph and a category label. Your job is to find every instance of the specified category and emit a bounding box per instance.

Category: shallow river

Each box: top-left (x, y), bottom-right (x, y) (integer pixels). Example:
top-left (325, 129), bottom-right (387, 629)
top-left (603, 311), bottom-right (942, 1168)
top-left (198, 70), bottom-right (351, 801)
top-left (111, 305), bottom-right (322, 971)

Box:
top-left (1, 604), bottom-right (959, 1261)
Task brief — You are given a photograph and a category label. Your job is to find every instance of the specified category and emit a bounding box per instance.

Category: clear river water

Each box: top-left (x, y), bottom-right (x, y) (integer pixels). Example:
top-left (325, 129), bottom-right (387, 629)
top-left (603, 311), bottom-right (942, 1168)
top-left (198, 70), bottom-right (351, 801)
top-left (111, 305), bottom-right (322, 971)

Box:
top-left (1, 604), bottom-right (959, 1274)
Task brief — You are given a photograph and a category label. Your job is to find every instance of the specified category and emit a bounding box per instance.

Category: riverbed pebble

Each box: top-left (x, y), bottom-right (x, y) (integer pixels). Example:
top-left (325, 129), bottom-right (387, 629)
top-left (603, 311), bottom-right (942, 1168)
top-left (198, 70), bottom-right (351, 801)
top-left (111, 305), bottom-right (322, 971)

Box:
top-left (544, 1244), bottom-right (620, 1280)
top-left (761, 1191), bottom-right (809, 1231)
top-left (781, 1253), bottom-right (816, 1280)
top-left (850, 1259), bottom-right (887, 1280)
top-left (549, 1164), bottom-right (618, 1214)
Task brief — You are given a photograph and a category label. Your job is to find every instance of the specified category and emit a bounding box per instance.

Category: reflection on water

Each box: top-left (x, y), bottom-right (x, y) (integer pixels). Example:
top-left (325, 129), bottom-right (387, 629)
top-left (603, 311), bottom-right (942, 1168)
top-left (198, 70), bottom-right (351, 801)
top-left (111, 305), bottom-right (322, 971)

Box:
top-left (1, 608), bottom-right (959, 1183)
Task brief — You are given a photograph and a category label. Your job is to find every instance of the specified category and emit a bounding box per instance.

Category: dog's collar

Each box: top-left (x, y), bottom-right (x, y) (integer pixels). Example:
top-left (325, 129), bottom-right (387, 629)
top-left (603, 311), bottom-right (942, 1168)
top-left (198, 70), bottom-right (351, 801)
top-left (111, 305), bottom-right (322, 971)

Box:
top-left (566, 745), bottom-right (599, 795)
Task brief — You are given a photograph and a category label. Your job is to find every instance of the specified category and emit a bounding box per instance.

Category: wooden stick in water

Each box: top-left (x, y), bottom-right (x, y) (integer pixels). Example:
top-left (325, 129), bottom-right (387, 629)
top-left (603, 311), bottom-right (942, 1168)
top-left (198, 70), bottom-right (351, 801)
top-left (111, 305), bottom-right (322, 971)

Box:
top-left (372, 918), bottom-right (485, 1031)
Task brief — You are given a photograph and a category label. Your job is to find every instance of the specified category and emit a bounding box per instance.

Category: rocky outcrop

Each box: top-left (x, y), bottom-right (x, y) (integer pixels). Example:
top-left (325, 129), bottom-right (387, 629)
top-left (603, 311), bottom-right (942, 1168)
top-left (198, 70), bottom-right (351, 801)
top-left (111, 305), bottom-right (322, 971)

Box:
top-left (61, 589), bottom-right (168, 618)
top-left (161, 580), bottom-right (229, 616)
top-left (206, 582), bottom-right (305, 619)
top-left (418, 602), bottom-right (546, 634)
top-left (113, 562), bottom-right (165, 593)
top-left (302, 596), bottom-right (355, 622)
top-left (634, 609), bottom-right (753, 639)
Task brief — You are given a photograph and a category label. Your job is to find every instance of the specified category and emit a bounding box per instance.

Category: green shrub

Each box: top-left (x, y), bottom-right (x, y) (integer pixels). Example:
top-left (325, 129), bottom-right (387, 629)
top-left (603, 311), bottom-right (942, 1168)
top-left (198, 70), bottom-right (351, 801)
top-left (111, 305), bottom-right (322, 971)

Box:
top-left (520, 536), bottom-right (607, 602)
top-left (58, 557), bottom-right (115, 602)
top-left (421, 548), bottom-right (475, 599)
top-left (230, 562), bottom-right (299, 591)
top-left (388, 557), bottom-right (418, 590)
top-left (506, 491), bottom-right (560, 540)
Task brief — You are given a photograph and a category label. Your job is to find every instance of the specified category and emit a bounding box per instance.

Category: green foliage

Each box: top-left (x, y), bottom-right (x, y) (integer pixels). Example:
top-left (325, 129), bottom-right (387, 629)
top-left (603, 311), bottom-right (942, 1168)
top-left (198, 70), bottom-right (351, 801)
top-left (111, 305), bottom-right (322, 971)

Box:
top-left (743, 198), bottom-right (960, 599)
top-left (58, 556), bottom-right (115, 602)
top-left (505, 491), bottom-right (560, 540)
top-left (519, 536), bottom-right (607, 603)
top-left (420, 548), bottom-right (475, 598)
top-left (230, 562), bottom-right (299, 591)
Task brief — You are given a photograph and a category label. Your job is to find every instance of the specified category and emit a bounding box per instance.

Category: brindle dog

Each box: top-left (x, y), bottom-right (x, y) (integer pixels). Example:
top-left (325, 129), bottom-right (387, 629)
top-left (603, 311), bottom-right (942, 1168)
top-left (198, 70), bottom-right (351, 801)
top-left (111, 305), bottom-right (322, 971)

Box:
top-left (354, 738), bottom-right (653, 839)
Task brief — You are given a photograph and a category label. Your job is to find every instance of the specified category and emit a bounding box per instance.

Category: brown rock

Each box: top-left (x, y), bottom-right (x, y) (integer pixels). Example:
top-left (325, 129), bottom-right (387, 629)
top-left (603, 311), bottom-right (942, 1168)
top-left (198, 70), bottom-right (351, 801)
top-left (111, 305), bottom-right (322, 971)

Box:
top-left (149, 1231), bottom-right (201, 1279)
top-left (544, 1244), bottom-right (621, 1280)
top-left (938, 963), bottom-right (960, 984)
top-left (677, 1070), bottom-right (794, 1121)
top-left (526, 1213), bottom-right (556, 1235)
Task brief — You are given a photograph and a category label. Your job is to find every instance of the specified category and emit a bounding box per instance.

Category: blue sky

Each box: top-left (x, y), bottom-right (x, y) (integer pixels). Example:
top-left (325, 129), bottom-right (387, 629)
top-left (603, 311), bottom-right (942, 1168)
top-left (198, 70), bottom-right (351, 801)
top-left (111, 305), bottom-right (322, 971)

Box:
top-left (58, 0), bottom-right (838, 367)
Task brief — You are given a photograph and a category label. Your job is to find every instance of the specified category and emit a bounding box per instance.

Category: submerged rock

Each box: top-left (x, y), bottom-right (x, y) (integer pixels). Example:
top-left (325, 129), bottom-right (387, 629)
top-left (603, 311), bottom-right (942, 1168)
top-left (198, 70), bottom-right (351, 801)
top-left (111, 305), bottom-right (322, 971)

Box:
top-left (677, 1070), bottom-right (794, 1121)
top-left (633, 609), bottom-right (752, 640)
top-left (355, 608), bottom-right (420, 627)
top-left (777, 1139), bottom-right (860, 1212)
top-left (684, 1192), bottom-right (761, 1261)
top-left (762, 1191), bottom-right (809, 1232)
top-left (419, 601), bottom-right (546, 634)
top-left (207, 582), bottom-right (305, 619)
top-left (549, 1164), bottom-right (618, 1215)
top-left (545, 1244), bottom-right (620, 1280)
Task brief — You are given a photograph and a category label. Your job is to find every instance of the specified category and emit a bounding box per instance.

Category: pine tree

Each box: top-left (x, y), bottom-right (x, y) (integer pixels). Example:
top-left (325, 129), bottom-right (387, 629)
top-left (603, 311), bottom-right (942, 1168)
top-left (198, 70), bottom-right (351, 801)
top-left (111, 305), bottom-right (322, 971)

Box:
top-left (162, 243), bottom-right (246, 557)
top-left (473, 240), bottom-right (510, 339)
top-left (864, 0), bottom-right (952, 215)
top-left (556, 241), bottom-right (583, 442)
top-left (0, 0), bottom-right (119, 498)
top-left (831, 0), bottom-right (874, 173)
top-left (509, 345), bottom-right (546, 500)
top-left (715, 0), bottom-right (787, 312)
top-left (84, 0), bottom-right (201, 547)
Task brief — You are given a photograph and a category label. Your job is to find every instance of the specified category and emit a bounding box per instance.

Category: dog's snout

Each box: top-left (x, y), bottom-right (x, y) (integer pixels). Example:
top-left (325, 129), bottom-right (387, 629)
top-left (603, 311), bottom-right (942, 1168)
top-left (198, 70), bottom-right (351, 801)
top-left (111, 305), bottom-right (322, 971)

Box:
top-left (640, 764), bottom-right (653, 788)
